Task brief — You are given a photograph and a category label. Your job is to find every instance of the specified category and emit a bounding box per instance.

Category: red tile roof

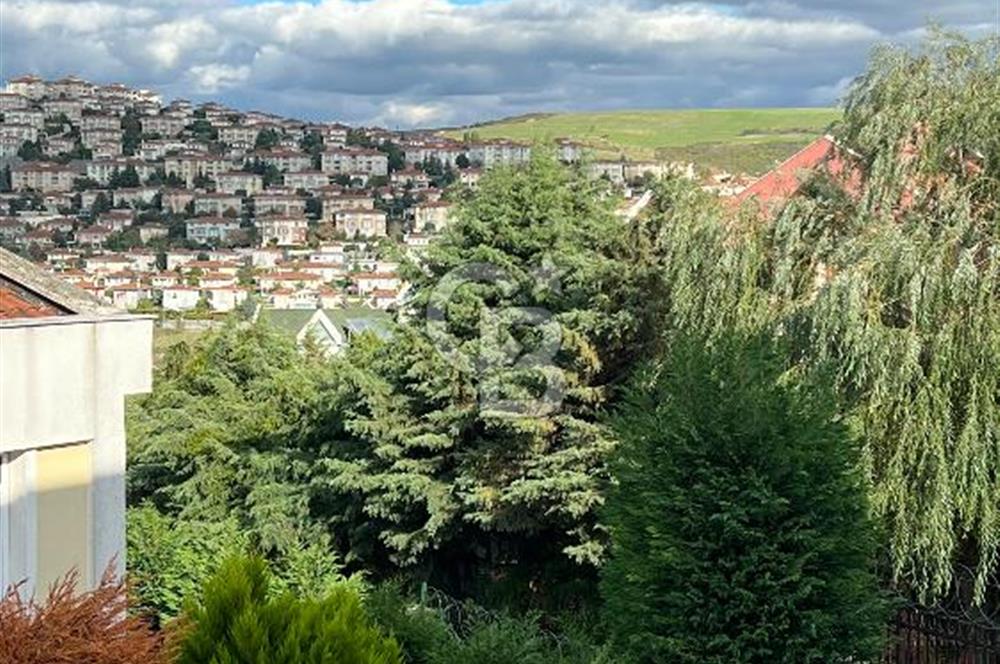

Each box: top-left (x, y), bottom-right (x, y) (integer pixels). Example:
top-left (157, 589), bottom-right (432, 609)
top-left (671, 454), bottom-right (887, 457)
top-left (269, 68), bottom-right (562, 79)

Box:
top-left (0, 284), bottom-right (64, 319)
top-left (732, 135), bottom-right (858, 208)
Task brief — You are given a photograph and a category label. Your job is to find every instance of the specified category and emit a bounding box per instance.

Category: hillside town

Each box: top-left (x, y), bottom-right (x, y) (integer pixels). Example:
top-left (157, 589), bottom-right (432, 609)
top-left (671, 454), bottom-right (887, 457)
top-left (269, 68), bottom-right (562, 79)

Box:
top-left (0, 74), bottom-right (690, 321)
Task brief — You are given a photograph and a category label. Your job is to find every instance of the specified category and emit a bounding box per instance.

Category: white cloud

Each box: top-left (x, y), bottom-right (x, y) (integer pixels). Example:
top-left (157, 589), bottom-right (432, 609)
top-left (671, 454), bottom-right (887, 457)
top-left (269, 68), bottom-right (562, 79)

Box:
top-left (0, 0), bottom-right (988, 126)
top-left (187, 64), bottom-right (252, 94)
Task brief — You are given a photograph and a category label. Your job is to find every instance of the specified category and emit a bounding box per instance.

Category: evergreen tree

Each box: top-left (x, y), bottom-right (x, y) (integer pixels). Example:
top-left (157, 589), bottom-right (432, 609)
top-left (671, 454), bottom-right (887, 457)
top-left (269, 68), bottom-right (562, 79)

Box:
top-left (602, 334), bottom-right (886, 663)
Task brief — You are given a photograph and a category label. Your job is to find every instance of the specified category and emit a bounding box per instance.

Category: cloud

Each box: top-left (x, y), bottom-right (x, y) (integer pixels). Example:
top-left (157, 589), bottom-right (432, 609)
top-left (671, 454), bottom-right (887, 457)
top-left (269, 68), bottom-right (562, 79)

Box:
top-left (0, 0), bottom-right (990, 126)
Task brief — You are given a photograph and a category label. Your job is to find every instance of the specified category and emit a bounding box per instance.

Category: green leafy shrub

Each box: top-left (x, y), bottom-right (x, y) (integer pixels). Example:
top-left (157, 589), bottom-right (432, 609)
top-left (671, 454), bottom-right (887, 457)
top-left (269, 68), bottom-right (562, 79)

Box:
top-left (601, 334), bottom-right (886, 663)
top-left (174, 555), bottom-right (401, 664)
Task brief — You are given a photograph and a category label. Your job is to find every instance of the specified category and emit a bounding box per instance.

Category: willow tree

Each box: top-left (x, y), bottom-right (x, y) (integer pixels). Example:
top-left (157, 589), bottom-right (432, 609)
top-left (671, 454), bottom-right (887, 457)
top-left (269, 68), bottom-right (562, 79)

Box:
top-left (653, 31), bottom-right (999, 602)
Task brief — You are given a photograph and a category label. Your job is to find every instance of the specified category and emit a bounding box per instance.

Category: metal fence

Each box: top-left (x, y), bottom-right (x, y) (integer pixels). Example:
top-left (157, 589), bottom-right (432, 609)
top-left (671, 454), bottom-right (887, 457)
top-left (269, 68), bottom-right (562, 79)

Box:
top-left (883, 605), bottom-right (1000, 663)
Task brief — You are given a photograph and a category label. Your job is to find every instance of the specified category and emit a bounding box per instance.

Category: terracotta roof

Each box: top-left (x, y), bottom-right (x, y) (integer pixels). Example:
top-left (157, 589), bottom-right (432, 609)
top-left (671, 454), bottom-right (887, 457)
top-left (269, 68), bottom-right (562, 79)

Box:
top-left (0, 247), bottom-right (116, 318)
top-left (731, 135), bottom-right (859, 208)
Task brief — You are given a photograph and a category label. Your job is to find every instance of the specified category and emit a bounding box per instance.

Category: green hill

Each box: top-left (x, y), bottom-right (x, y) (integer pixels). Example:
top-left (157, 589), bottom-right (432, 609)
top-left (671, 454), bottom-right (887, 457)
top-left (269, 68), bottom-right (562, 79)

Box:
top-left (444, 108), bottom-right (840, 175)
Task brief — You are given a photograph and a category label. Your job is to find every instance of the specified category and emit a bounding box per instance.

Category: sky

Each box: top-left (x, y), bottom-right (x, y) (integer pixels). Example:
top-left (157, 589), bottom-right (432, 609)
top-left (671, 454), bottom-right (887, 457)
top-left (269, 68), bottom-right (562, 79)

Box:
top-left (1, 0), bottom-right (995, 127)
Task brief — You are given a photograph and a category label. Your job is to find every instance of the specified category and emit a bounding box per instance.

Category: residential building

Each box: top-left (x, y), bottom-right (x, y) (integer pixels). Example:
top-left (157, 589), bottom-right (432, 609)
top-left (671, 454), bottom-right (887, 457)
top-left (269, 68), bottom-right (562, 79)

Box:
top-left (216, 171), bottom-right (264, 195)
top-left (140, 115), bottom-right (186, 137)
top-left (321, 148), bottom-right (388, 178)
top-left (409, 201), bottom-right (453, 233)
top-left (258, 149), bottom-right (313, 173)
top-left (258, 215), bottom-right (309, 247)
top-left (186, 217), bottom-right (242, 244)
top-left (284, 171), bottom-right (329, 190)
top-left (253, 193), bottom-right (307, 216)
top-left (336, 208), bottom-right (387, 238)
top-left (11, 162), bottom-right (78, 193)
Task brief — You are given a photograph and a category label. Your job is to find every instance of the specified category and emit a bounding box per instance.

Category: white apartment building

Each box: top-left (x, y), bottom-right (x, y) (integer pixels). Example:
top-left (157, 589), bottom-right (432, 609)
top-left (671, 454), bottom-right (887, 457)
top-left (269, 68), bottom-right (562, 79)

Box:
top-left (320, 148), bottom-right (388, 178)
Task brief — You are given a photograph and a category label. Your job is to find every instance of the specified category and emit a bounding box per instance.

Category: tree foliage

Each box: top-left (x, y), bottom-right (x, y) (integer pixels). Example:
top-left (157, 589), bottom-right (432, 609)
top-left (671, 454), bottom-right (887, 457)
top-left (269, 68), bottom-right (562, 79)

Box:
top-left (315, 154), bottom-right (670, 598)
top-left (174, 555), bottom-right (401, 664)
top-left (601, 334), bottom-right (885, 663)
top-left (647, 31), bottom-right (1000, 601)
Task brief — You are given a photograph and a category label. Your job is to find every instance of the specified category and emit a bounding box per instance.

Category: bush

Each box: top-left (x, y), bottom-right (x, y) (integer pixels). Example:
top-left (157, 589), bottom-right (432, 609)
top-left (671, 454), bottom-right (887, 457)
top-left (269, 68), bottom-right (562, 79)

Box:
top-left (365, 582), bottom-right (612, 664)
top-left (601, 333), bottom-right (886, 663)
top-left (0, 567), bottom-right (167, 664)
top-left (174, 555), bottom-right (401, 664)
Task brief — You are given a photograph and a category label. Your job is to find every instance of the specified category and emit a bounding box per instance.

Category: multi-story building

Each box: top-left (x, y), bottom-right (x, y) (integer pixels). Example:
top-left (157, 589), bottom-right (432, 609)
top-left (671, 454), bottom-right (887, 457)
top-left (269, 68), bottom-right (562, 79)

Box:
top-left (322, 193), bottom-right (374, 221)
top-left (321, 148), bottom-right (388, 178)
top-left (216, 171), bottom-right (264, 195)
top-left (253, 193), bottom-right (307, 217)
top-left (140, 115), bottom-right (187, 137)
top-left (409, 201), bottom-right (453, 234)
top-left (48, 75), bottom-right (93, 99)
top-left (5, 75), bottom-right (46, 99)
top-left (81, 127), bottom-right (123, 148)
top-left (336, 208), bottom-right (387, 238)
top-left (80, 115), bottom-right (121, 132)
top-left (4, 108), bottom-right (45, 129)
top-left (164, 153), bottom-right (234, 187)
top-left (186, 217), bottom-right (243, 244)
top-left (258, 214), bottom-right (309, 247)
top-left (218, 124), bottom-right (261, 146)
top-left (85, 159), bottom-right (157, 186)
top-left (0, 92), bottom-right (29, 111)
top-left (42, 98), bottom-right (84, 122)
top-left (284, 170), bottom-right (329, 190)
top-left (467, 140), bottom-right (531, 168)
top-left (193, 192), bottom-right (242, 216)
top-left (258, 149), bottom-right (313, 173)
top-left (11, 162), bottom-right (78, 193)
top-left (0, 124), bottom-right (39, 143)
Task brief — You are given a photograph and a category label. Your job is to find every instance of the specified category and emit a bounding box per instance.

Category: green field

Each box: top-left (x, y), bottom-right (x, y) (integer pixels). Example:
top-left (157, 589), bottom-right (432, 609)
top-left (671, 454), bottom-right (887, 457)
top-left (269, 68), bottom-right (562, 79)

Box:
top-left (445, 108), bottom-right (840, 175)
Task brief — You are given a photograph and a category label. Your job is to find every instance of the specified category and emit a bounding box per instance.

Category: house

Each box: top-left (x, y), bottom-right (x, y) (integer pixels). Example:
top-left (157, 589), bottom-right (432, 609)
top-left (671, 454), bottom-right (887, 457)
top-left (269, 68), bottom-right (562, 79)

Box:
top-left (216, 171), bottom-right (264, 195)
top-left (257, 215), bottom-right (309, 247)
top-left (204, 286), bottom-right (248, 312)
top-left (0, 218), bottom-right (26, 246)
top-left (731, 135), bottom-right (856, 210)
top-left (257, 271), bottom-right (324, 291)
top-left (107, 284), bottom-right (152, 310)
top-left (258, 305), bottom-right (390, 355)
top-left (0, 92), bottom-right (29, 111)
top-left (391, 168), bottom-right (431, 188)
top-left (11, 162), bottom-right (79, 193)
top-left (351, 271), bottom-right (401, 295)
top-left (161, 286), bottom-right (202, 311)
top-left (186, 217), bottom-right (242, 244)
top-left (320, 148), bottom-right (388, 179)
top-left (336, 208), bottom-right (387, 238)
top-left (86, 159), bottom-right (157, 186)
top-left (0, 247), bottom-right (152, 596)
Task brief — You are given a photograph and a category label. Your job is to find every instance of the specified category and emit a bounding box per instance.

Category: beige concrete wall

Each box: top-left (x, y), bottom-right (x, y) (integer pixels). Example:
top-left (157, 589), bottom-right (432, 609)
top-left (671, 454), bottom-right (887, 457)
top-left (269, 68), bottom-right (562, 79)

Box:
top-left (35, 443), bottom-right (92, 592)
top-left (0, 314), bottom-right (152, 596)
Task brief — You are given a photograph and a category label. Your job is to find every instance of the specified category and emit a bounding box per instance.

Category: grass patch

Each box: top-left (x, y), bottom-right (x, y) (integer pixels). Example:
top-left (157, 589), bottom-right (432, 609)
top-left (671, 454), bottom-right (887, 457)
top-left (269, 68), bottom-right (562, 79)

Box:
top-left (444, 108), bottom-right (840, 174)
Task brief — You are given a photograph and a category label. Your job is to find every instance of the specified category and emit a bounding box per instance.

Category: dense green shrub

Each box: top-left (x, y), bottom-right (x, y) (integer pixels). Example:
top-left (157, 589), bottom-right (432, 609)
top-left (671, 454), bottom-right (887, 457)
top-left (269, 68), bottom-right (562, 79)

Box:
top-left (365, 583), bottom-right (611, 664)
top-left (174, 555), bottom-right (401, 664)
top-left (601, 334), bottom-right (886, 663)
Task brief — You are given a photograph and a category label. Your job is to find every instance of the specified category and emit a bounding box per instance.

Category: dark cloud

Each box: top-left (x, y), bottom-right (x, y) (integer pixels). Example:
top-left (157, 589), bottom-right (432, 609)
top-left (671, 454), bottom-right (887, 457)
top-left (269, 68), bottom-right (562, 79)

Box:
top-left (0, 0), bottom-right (990, 126)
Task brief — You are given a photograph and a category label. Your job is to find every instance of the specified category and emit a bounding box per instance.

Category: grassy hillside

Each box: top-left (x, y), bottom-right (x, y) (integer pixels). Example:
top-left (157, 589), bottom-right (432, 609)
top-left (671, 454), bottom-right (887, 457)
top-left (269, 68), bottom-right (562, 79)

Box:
top-left (444, 108), bottom-right (840, 175)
